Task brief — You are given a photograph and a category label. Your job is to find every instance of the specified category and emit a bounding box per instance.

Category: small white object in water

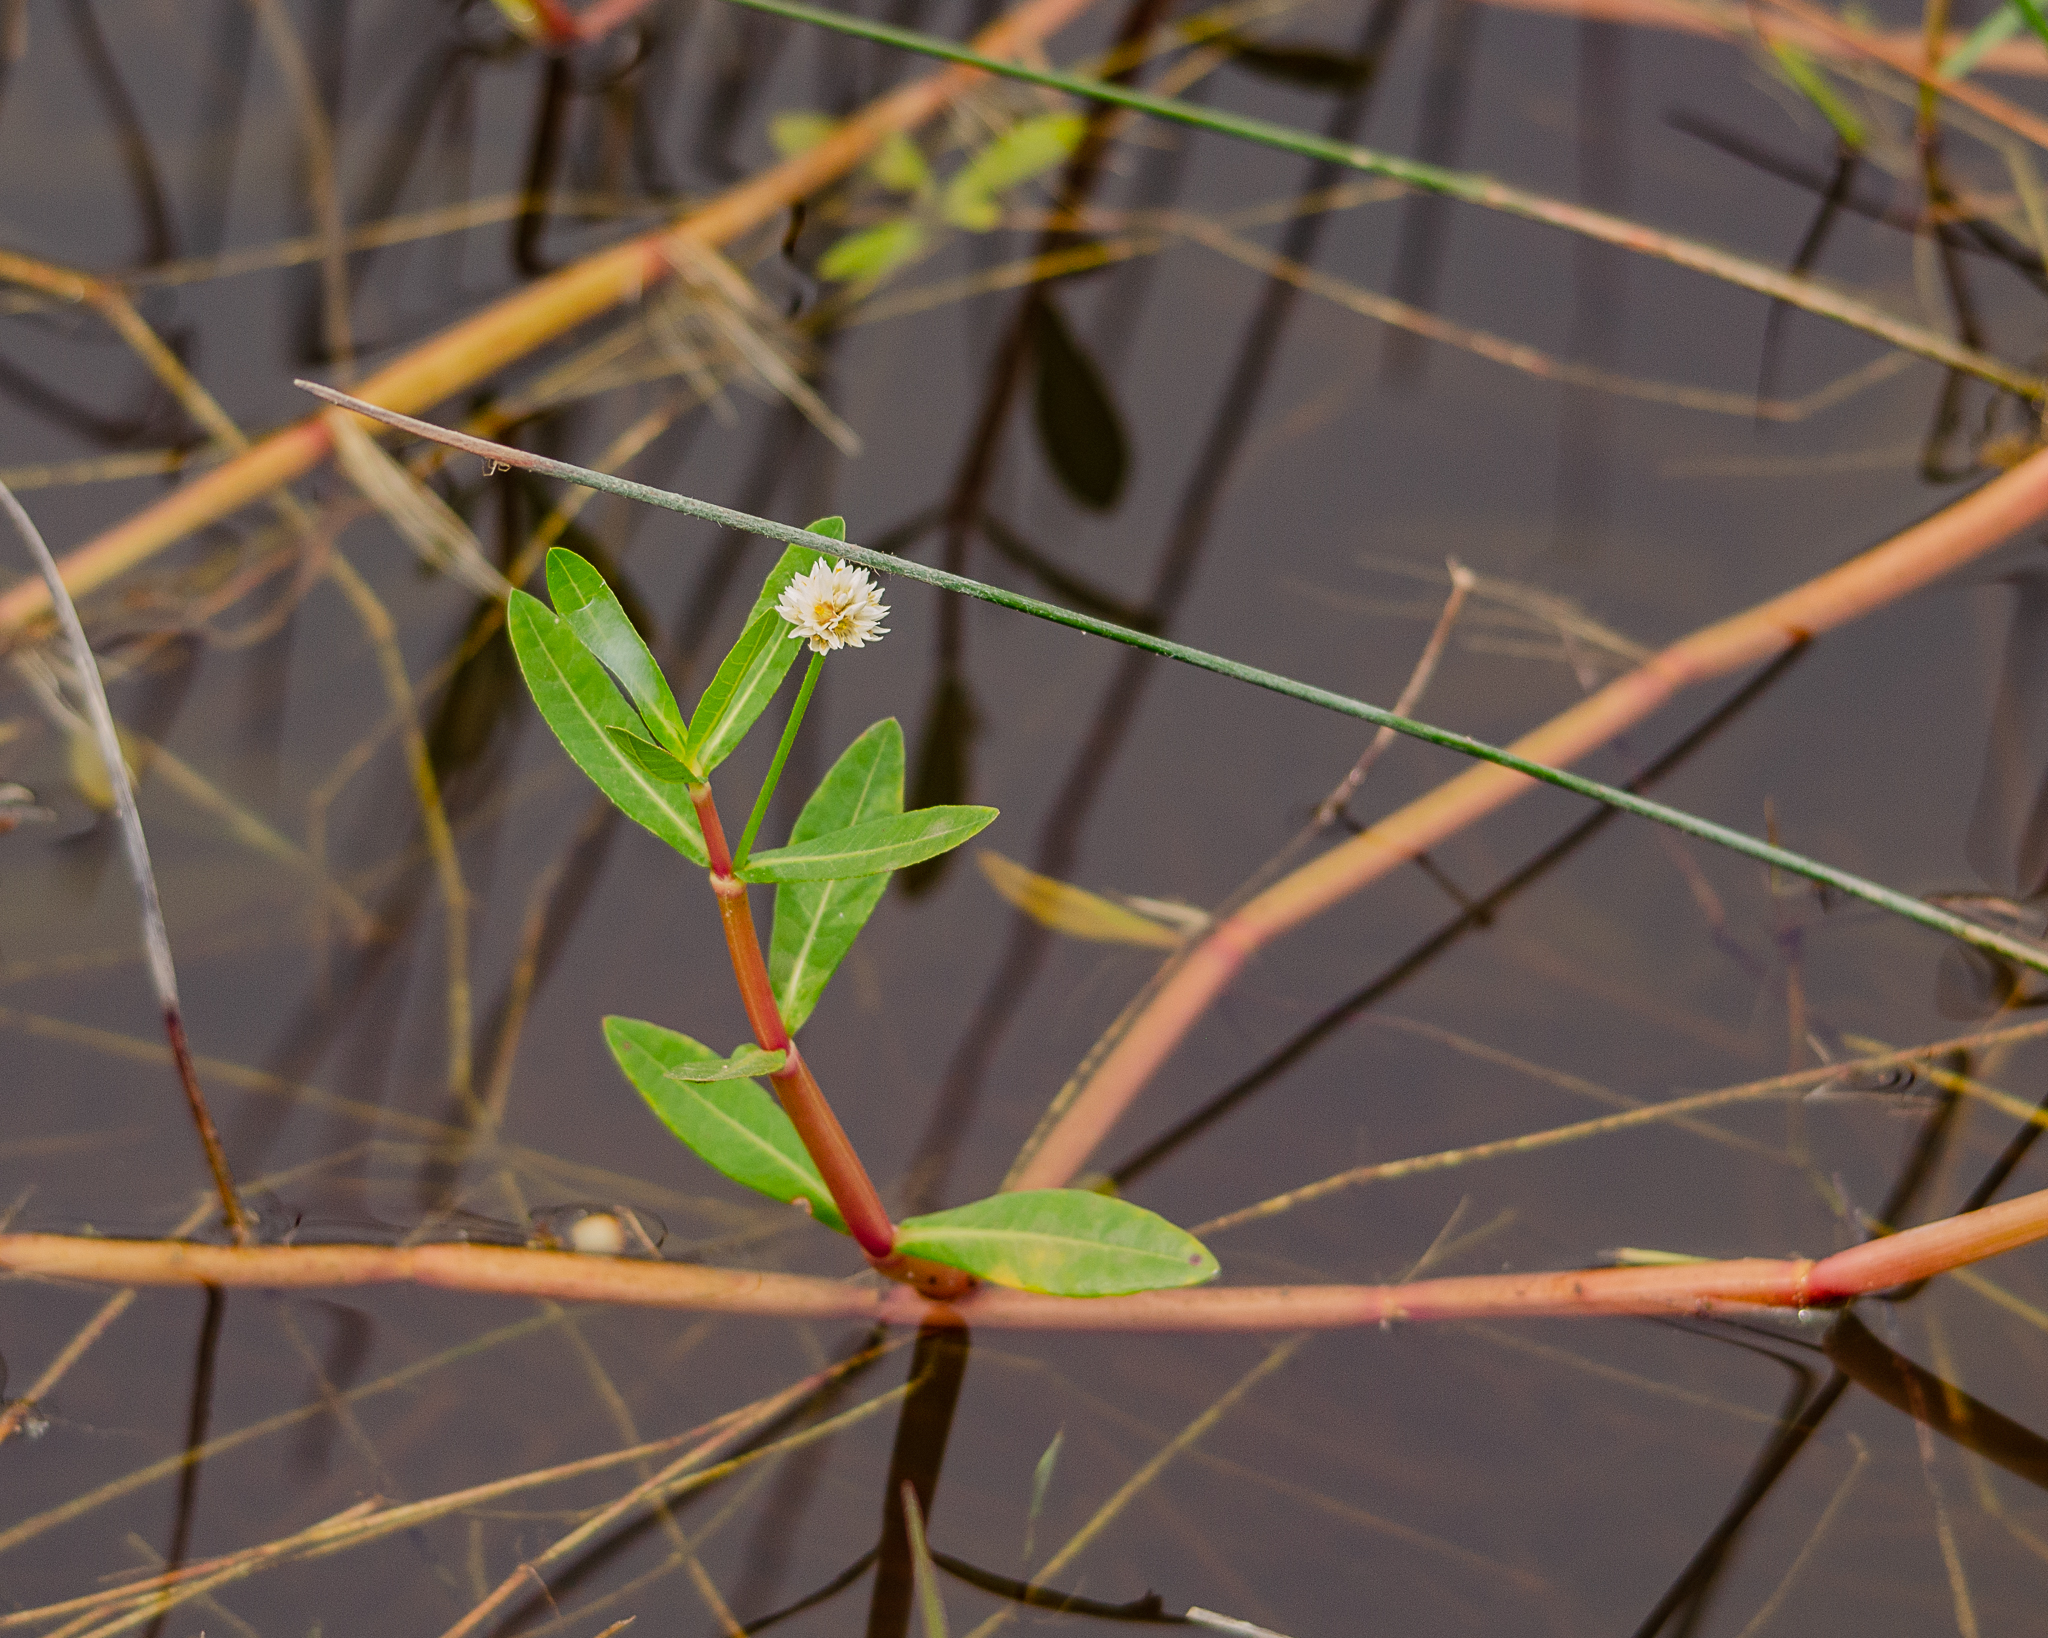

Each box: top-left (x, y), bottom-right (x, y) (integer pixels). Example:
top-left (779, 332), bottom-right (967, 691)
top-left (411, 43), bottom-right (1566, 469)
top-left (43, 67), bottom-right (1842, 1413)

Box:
top-left (568, 1213), bottom-right (627, 1256)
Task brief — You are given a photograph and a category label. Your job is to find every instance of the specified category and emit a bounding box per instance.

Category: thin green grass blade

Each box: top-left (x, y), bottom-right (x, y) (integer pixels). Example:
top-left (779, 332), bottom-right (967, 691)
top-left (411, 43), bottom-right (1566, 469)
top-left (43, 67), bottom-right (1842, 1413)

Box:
top-left (299, 385), bottom-right (2048, 984)
top-left (892, 1190), bottom-right (1219, 1296)
top-left (708, 0), bottom-right (2041, 400)
top-left (771, 718), bottom-right (905, 1030)
top-left (546, 547), bottom-right (692, 760)
top-left (742, 805), bottom-right (996, 882)
top-left (603, 1016), bottom-right (844, 1231)
top-left (507, 592), bottom-right (708, 864)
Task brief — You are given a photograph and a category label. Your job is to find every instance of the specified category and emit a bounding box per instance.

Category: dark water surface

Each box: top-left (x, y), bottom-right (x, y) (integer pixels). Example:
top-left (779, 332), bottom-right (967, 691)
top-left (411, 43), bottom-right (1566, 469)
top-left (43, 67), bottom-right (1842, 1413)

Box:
top-left (5, 0), bottom-right (2048, 1632)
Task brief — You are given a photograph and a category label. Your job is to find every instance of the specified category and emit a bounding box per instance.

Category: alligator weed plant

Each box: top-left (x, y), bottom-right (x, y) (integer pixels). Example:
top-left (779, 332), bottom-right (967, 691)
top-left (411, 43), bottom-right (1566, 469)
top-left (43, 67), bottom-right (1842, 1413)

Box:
top-left (508, 524), bottom-right (1219, 1300)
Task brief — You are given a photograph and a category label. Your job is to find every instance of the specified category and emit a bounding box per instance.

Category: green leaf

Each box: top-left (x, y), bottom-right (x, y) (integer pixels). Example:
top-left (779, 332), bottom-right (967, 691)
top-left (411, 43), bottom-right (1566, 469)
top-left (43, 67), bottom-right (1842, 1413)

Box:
top-left (603, 1016), bottom-right (845, 1232)
top-left (1029, 295), bottom-right (1128, 511)
top-left (940, 112), bottom-right (1085, 229)
top-left (605, 727), bottom-right (696, 783)
top-left (868, 131), bottom-right (933, 195)
top-left (770, 111), bottom-right (838, 157)
top-left (771, 718), bottom-right (904, 1030)
top-left (742, 804), bottom-right (995, 882)
top-left (546, 548), bottom-right (690, 759)
top-left (508, 592), bottom-right (708, 864)
top-left (892, 1190), bottom-right (1219, 1296)
top-left (818, 216), bottom-right (930, 283)
top-left (667, 1045), bottom-right (789, 1081)
top-left (687, 529), bottom-right (834, 772)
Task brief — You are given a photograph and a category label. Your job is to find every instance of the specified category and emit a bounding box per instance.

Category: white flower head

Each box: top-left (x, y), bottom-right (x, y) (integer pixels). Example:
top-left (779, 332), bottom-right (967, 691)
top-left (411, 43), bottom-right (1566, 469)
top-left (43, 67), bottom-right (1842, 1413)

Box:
top-left (774, 558), bottom-right (890, 654)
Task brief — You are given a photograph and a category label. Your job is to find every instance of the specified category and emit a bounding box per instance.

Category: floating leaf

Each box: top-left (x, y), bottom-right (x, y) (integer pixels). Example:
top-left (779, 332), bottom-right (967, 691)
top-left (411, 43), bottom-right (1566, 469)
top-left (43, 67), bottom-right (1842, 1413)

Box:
top-left (976, 850), bottom-right (1184, 947)
top-left (818, 216), bottom-right (929, 283)
top-left (1029, 295), bottom-right (1128, 511)
top-left (547, 548), bottom-right (690, 759)
top-left (770, 111), bottom-right (838, 157)
top-left (941, 112), bottom-right (1085, 229)
top-left (603, 1015), bottom-right (844, 1231)
top-left (771, 718), bottom-right (905, 1030)
top-left (742, 805), bottom-right (996, 882)
top-left (508, 591), bottom-right (708, 864)
top-left (868, 131), bottom-right (933, 195)
top-left (891, 1190), bottom-right (1218, 1296)
top-left (667, 1044), bottom-right (789, 1081)
top-left (1218, 31), bottom-right (1377, 92)
top-left (688, 525), bottom-right (840, 771)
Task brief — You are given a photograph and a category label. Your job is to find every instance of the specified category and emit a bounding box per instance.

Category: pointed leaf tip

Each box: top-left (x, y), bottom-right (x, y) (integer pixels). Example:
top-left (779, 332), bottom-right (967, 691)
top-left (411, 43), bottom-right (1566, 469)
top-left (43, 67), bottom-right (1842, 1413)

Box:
top-left (892, 1190), bottom-right (1219, 1296)
top-left (507, 592), bottom-right (708, 864)
top-left (742, 804), bottom-right (996, 882)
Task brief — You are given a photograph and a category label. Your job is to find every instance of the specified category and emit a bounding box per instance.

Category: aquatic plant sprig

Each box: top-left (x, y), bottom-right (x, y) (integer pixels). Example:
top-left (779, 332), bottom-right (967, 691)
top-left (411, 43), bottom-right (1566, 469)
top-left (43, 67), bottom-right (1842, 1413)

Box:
top-left (422, 400), bottom-right (1218, 1301)
top-left (294, 382), bottom-right (2048, 984)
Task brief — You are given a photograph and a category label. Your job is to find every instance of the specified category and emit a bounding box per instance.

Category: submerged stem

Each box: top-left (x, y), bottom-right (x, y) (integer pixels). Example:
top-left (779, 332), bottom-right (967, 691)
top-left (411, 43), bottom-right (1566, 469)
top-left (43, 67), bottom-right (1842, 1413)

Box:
top-left (735, 650), bottom-right (822, 872)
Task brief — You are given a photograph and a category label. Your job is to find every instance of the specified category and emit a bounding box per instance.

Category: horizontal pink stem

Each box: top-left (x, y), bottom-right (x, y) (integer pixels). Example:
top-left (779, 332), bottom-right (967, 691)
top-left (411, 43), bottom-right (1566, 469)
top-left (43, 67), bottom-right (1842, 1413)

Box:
top-left (6, 1182), bottom-right (2043, 1327)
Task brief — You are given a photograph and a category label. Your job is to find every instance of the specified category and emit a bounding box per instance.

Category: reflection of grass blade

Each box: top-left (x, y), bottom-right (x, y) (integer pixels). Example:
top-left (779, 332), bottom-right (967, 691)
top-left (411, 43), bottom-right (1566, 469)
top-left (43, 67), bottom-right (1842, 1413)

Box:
top-left (0, 481), bottom-right (248, 1242)
top-left (901, 1482), bottom-right (950, 1638)
top-left (714, 0), bottom-right (2046, 399)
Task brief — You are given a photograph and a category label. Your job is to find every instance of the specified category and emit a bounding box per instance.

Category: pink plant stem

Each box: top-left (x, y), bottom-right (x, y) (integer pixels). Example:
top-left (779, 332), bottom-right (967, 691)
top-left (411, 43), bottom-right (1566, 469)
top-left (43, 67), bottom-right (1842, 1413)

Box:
top-left (690, 783), bottom-right (899, 1261)
top-left (6, 1178), bottom-right (2046, 1325)
top-left (1007, 442), bottom-right (2048, 1191)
